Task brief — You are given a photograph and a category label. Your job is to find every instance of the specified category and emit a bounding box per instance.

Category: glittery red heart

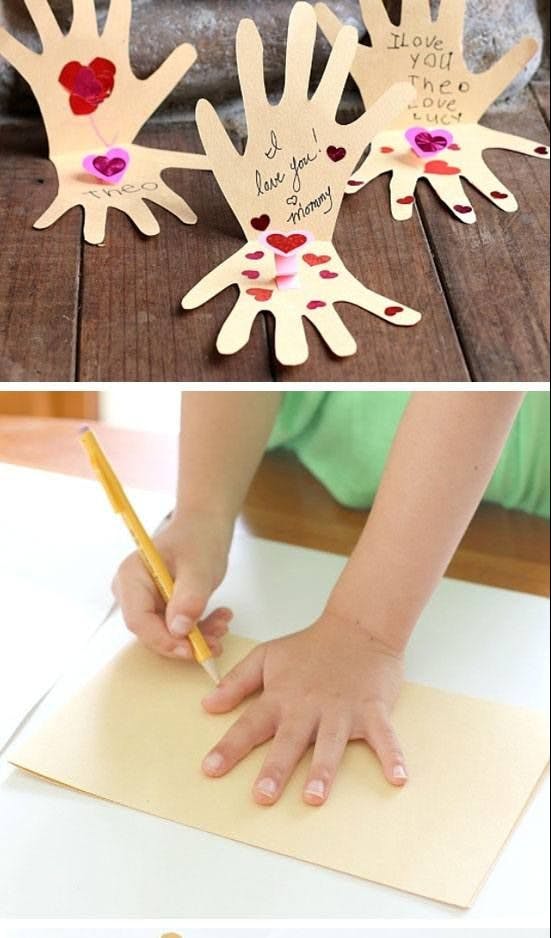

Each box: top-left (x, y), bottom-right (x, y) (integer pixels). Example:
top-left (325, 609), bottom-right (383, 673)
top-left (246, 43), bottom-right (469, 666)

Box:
top-left (425, 160), bottom-right (460, 176)
top-left (347, 180), bottom-right (363, 187)
top-left (397, 196), bottom-right (415, 205)
top-left (385, 306), bottom-right (404, 316)
top-left (241, 270), bottom-right (260, 279)
top-left (92, 155), bottom-right (127, 177)
top-left (380, 146), bottom-right (394, 154)
top-left (454, 204), bottom-right (473, 214)
top-left (320, 270), bottom-right (338, 279)
top-left (266, 233), bottom-right (308, 254)
top-left (247, 288), bottom-right (273, 301)
top-left (251, 215), bottom-right (270, 231)
top-left (535, 146), bottom-right (548, 155)
top-left (246, 251), bottom-right (264, 260)
top-left (307, 300), bottom-right (327, 310)
top-left (303, 253), bottom-right (331, 267)
top-left (491, 191), bottom-right (509, 200)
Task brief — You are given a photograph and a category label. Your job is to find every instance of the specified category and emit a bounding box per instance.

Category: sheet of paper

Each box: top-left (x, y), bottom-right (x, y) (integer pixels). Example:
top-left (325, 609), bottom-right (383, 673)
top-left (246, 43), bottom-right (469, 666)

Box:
top-left (1, 533), bottom-right (549, 918)
top-left (0, 463), bottom-right (173, 749)
top-left (11, 627), bottom-right (548, 908)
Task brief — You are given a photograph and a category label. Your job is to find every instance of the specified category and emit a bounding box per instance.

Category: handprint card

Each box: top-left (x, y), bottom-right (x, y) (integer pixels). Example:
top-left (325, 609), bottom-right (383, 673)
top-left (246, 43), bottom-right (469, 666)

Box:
top-left (0, 0), bottom-right (209, 243)
top-left (317, 0), bottom-right (550, 223)
top-left (182, 2), bottom-right (423, 367)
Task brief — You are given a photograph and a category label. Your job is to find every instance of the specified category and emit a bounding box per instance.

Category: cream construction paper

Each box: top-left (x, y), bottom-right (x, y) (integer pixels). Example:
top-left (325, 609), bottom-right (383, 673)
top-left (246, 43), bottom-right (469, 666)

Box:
top-left (0, 462), bottom-right (173, 749)
top-left (182, 2), bottom-right (422, 367)
top-left (316, 0), bottom-right (550, 223)
top-left (0, 0), bottom-right (210, 244)
top-left (10, 631), bottom-right (549, 908)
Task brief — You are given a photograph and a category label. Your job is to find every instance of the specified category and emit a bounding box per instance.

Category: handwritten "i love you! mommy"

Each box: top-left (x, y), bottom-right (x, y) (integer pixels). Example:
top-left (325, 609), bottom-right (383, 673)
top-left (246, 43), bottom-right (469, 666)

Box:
top-left (255, 129), bottom-right (334, 225)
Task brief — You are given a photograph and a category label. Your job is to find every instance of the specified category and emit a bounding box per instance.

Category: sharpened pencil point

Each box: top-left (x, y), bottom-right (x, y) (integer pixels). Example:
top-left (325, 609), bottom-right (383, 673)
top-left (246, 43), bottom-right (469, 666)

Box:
top-left (201, 657), bottom-right (221, 685)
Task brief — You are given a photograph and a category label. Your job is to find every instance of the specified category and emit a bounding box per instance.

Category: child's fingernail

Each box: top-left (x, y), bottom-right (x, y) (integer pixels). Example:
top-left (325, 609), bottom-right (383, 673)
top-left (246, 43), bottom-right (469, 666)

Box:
top-left (393, 765), bottom-right (408, 781)
top-left (173, 645), bottom-right (192, 659)
top-left (304, 779), bottom-right (325, 801)
top-left (203, 752), bottom-right (224, 774)
top-left (255, 777), bottom-right (277, 798)
top-left (170, 614), bottom-right (194, 637)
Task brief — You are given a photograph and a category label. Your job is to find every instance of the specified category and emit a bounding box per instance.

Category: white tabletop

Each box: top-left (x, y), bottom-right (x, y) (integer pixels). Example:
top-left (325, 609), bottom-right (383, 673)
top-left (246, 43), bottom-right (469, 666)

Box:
top-left (1, 532), bottom-right (549, 920)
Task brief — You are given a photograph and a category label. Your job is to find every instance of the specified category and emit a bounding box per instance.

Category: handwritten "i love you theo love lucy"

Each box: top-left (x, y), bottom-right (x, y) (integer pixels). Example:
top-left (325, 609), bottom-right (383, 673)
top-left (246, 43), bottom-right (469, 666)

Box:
top-left (255, 129), bottom-right (335, 227)
top-left (387, 32), bottom-right (471, 125)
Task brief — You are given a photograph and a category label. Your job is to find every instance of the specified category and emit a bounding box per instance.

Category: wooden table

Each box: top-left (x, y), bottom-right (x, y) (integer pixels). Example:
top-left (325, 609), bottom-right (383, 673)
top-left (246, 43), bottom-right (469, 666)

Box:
top-left (0, 415), bottom-right (548, 596)
top-left (0, 84), bottom-right (549, 381)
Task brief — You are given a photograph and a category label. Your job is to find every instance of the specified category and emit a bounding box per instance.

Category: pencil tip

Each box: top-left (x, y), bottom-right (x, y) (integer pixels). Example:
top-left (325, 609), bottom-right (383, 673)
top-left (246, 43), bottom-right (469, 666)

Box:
top-left (201, 657), bottom-right (221, 685)
top-left (79, 425), bottom-right (90, 435)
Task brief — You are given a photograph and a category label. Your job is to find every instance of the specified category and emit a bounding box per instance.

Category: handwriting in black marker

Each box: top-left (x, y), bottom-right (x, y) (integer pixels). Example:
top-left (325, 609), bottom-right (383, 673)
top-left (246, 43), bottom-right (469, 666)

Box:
top-left (265, 130), bottom-right (283, 160)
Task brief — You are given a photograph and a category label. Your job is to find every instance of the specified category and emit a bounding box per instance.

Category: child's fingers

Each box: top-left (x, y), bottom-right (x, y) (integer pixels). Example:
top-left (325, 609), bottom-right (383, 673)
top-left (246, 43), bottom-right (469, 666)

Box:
top-left (202, 700), bottom-right (276, 777)
top-left (303, 716), bottom-right (350, 805)
top-left (365, 706), bottom-right (408, 786)
top-left (200, 607), bottom-right (233, 639)
top-left (202, 644), bottom-right (266, 713)
top-left (252, 718), bottom-right (315, 805)
top-left (114, 563), bottom-right (188, 658)
top-left (165, 568), bottom-right (215, 639)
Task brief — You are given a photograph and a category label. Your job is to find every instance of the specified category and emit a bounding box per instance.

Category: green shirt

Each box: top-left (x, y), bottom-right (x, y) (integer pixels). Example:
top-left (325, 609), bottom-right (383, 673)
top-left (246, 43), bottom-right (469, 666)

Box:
top-left (268, 392), bottom-right (549, 519)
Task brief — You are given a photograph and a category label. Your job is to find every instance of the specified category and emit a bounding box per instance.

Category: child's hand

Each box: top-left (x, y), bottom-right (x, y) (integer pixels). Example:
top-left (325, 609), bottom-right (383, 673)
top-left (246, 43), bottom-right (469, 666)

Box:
top-left (201, 612), bottom-right (406, 805)
top-left (113, 513), bottom-right (233, 661)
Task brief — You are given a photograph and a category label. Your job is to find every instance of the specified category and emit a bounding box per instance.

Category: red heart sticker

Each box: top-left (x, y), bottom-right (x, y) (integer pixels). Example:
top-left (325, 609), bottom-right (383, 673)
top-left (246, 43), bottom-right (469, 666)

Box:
top-left (397, 196), bottom-right (415, 205)
top-left (246, 251), bottom-right (264, 260)
top-left (92, 155), bottom-right (126, 177)
top-left (380, 146), bottom-right (394, 154)
top-left (425, 160), bottom-right (460, 176)
top-left (327, 145), bottom-right (347, 163)
top-left (266, 233), bottom-right (308, 254)
top-left (303, 253), bottom-right (331, 267)
top-left (320, 270), bottom-right (338, 279)
top-left (454, 204), bottom-right (473, 214)
top-left (251, 215), bottom-right (270, 231)
top-left (241, 270), bottom-right (260, 279)
top-left (385, 306), bottom-right (404, 317)
top-left (347, 180), bottom-right (364, 187)
top-left (247, 288), bottom-right (273, 302)
top-left (491, 191), bottom-right (509, 200)
top-left (307, 300), bottom-right (327, 310)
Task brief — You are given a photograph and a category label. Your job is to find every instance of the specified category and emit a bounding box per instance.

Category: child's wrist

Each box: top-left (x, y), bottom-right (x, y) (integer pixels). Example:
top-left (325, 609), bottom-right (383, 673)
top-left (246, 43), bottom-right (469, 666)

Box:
top-left (323, 595), bottom-right (411, 656)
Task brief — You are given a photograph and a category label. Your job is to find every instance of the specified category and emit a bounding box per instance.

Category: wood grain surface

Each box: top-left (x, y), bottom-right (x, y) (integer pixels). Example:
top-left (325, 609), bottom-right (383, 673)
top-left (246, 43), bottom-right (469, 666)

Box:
top-left (0, 85), bottom-right (548, 381)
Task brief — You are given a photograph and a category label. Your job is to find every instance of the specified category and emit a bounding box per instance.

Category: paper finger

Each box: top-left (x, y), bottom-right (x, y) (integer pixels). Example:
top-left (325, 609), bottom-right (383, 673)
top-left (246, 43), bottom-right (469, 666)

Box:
top-left (426, 172), bottom-right (477, 224)
top-left (344, 275), bottom-right (422, 326)
top-left (146, 182), bottom-right (198, 226)
top-left (116, 200), bottom-right (160, 238)
top-left (305, 304), bottom-right (357, 358)
top-left (216, 295), bottom-right (262, 356)
top-left (466, 160), bottom-right (518, 212)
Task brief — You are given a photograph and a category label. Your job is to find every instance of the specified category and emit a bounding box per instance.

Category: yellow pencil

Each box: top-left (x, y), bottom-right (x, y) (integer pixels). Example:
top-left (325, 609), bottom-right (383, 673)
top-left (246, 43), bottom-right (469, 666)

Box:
top-left (79, 427), bottom-right (220, 685)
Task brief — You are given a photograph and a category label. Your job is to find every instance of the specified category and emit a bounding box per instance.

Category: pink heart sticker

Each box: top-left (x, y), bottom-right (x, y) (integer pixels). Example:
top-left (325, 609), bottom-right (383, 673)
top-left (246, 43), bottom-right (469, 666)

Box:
top-left (83, 147), bottom-right (130, 184)
top-left (405, 126), bottom-right (454, 159)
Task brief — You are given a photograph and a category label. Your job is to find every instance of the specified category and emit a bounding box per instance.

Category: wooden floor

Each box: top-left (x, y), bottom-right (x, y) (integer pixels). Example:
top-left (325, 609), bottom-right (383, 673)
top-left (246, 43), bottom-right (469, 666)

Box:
top-left (0, 415), bottom-right (549, 597)
top-left (0, 84), bottom-right (549, 382)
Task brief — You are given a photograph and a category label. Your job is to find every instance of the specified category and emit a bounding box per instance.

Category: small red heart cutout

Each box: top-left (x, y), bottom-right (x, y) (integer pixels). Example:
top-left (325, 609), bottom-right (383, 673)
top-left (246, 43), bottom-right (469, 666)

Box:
top-left (535, 146), bottom-right (548, 155)
top-left (385, 306), bottom-right (404, 317)
top-left (303, 253), bottom-right (331, 267)
top-left (448, 143), bottom-right (461, 151)
top-left (454, 204), bottom-right (473, 214)
top-left (380, 146), bottom-right (394, 154)
top-left (491, 191), bottom-right (509, 200)
top-left (247, 288), bottom-right (273, 302)
top-left (251, 215), bottom-right (270, 231)
top-left (246, 251), bottom-right (264, 260)
top-left (307, 300), bottom-right (327, 310)
top-left (267, 233), bottom-right (308, 254)
top-left (327, 145), bottom-right (347, 163)
top-left (241, 270), bottom-right (260, 279)
top-left (320, 270), bottom-right (338, 279)
top-left (425, 160), bottom-right (460, 176)
top-left (397, 196), bottom-right (415, 205)
top-left (347, 180), bottom-right (364, 187)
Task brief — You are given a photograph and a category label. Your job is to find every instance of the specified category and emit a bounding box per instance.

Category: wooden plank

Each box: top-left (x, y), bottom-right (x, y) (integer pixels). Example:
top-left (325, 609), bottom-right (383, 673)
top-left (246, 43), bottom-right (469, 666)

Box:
top-left (272, 171), bottom-right (469, 380)
top-left (78, 123), bottom-right (273, 381)
top-left (531, 80), bottom-right (550, 125)
top-left (0, 122), bottom-right (81, 380)
top-left (0, 391), bottom-right (98, 418)
top-left (417, 91), bottom-right (550, 381)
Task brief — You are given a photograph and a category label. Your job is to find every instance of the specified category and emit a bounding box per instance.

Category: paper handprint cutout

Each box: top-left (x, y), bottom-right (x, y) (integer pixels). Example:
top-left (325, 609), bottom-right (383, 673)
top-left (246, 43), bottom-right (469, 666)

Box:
top-left (182, 2), bottom-right (421, 367)
top-left (317, 0), bottom-right (550, 223)
top-left (0, 0), bottom-right (209, 243)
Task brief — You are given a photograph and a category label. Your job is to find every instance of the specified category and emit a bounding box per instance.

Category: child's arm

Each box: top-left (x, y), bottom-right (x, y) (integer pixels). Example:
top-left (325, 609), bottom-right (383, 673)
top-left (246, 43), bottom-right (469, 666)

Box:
top-left (201, 392), bottom-right (524, 805)
top-left (113, 392), bottom-right (282, 659)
